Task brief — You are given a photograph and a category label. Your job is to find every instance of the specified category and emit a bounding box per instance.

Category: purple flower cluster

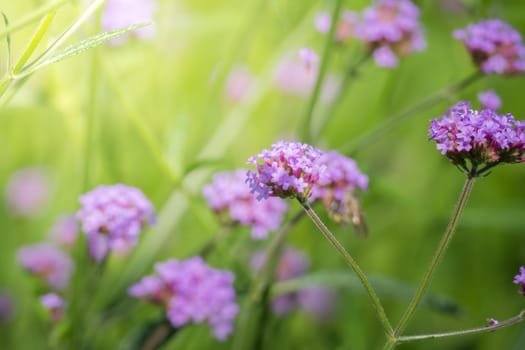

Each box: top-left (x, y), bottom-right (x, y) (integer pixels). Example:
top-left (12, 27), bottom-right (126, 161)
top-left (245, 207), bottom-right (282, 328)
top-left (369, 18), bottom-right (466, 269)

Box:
top-left (40, 293), bottom-right (65, 322)
top-left (4, 167), bottom-right (51, 218)
top-left (129, 257), bottom-right (239, 340)
top-left (429, 102), bottom-right (525, 175)
top-left (478, 90), bottom-right (501, 111)
top-left (48, 215), bottom-right (79, 249)
top-left (251, 248), bottom-right (334, 319)
top-left (17, 243), bottom-right (74, 290)
top-left (453, 19), bottom-right (525, 75)
top-left (102, 0), bottom-right (157, 45)
top-left (203, 170), bottom-right (288, 239)
top-left (513, 266), bottom-right (525, 295)
top-left (246, 141), bottom-right (326, 201)
top-left (76, 184), bottom-right (156, 262)
top-left (311, 151), bottom-right (368, 203)
top-left (353, 0), bottom-right (426, 68)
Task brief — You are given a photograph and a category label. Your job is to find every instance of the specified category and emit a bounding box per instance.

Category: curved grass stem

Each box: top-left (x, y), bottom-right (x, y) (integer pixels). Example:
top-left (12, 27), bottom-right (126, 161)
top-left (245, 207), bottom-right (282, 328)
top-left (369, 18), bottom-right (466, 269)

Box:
top-left (300, 0), bottom-right (344, 143)
top-left (341, 71), bottom-right (484, 154)
top-left (298, 198), bottom-right (393, 337)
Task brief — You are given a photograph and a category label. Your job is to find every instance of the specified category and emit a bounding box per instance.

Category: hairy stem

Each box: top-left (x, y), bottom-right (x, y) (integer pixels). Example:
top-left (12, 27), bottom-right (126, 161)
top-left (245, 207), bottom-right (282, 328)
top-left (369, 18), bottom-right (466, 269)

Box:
top-left (390, 176), bottom-right (476, 347)
top-left (298, 198), bottom-right (393, 337)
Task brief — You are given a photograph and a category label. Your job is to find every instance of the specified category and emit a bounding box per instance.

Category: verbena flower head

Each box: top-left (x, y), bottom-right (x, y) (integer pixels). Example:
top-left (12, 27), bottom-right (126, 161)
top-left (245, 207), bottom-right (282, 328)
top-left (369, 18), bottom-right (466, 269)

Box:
top-left (203, 170), bottom-right (288, 239)
top-left (76, 184), bottom-right (156, 263)
top-left (429, 101), bottom-right (525, 177)
top-left (224, 65), bottom-right (254, 103)
top-left (102, 0), bottom-right (157, 45)
top-left (17, 243), bottom-right (74, 290)
top-left (129, 256), bottom-right (239, 341)
top-left (40, 293), bottom-right (65, 322)
top-left (246, 141), bottom-right (325, 201)
top-left (5, 167), bottom-right (51, 218)
top-left (353, 0), bottom-right (426, 68)
top-left (513, 266), bottom-right (525, 295)
top-left (251, 248), bottom-right (334, 318)
top-left (453, 19), bottom-right (525, 75)
top-left (478, 90), bottom-right (501, 111)
top-left (311, 151), bottom-right (369, 229)
top-left (274, 53), bottom-right (340, 104)
top-left (314, 12), bottom-right (332, 34)
top-left (48, 215), bottom-right (79, 249)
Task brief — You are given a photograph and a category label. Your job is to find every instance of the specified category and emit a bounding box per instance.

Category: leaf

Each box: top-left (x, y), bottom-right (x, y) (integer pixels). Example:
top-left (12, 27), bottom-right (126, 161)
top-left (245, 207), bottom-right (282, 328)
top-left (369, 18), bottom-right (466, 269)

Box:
top-left (271, 270), bottom-right (462, 315)
top-left (18, 22), bottom-right (151, 77)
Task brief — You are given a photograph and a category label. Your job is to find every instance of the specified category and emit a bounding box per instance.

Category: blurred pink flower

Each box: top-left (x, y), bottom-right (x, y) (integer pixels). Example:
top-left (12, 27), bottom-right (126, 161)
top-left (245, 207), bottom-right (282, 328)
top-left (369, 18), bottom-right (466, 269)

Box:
top-left (5, 167), bottom-right (51, 218)
top-left (224, 65), bottom-right (255, 103)
top-left (40, 293), bottom-right (65, 322)
top-left (102, 0), bottom-right (157, 45)
top-left (48, 215), bottom-right (79, 249)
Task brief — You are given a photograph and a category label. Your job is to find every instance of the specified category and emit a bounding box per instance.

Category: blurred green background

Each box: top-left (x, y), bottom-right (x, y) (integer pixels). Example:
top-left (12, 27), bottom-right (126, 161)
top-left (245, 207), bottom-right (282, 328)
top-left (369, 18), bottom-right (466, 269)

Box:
top-left (1, 0), bottom-right (525, 349)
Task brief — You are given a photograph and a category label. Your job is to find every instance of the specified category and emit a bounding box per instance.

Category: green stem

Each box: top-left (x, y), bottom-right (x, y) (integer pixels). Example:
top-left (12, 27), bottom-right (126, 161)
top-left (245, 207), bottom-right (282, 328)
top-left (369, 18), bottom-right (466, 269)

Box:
top-left (312, 52), bottom-right (370, 142)
top-left (232, 210), bottom-right (305, 350)
top-left (300, 0), bottom-right (344, 143)
top-left (81, 51), bottom-right (98, 193)
top-left (0, 0), bottom-right (71, 40)
top-left (391, 176), bottom-right (476, 345)
top-left (341, 71), bottom-right (484, 154)
top-left (298, 198), bottom-right (393, 337)
top-left (397, 309), bottom-right (525, 344)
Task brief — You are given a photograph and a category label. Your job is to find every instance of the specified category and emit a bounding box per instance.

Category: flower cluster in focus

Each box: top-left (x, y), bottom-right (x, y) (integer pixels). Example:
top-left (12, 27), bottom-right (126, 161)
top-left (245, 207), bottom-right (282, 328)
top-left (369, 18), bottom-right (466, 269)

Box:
top-left (246, 141), bottom-right (325, 201)
top-left (429, 102), bottom-right (525, 176)
top-left (355, 0), bottom-right (425, 67)
top-left (453, 19), bottom-right (525, 75)
top-left (251, 248), bottom-right (334, 319)
top-left (203, 170), bottom-right (288, 239)
top-left (129, 257), bottom-right (239, 340)
top-left (76, 184), bottom-right (156, 262)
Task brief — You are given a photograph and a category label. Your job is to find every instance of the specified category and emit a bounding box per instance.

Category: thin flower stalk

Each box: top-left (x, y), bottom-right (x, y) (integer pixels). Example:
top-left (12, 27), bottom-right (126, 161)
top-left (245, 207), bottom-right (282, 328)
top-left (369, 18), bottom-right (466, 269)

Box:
top-left (390, 176), bottom-right (475, 347)
top-left (298, 198), bottom-right (393, 337)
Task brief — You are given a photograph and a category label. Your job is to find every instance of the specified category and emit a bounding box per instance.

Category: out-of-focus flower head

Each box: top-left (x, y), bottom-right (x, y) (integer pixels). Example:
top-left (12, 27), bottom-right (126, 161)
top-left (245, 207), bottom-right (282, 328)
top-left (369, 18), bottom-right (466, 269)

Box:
top-left (274, 51), bottom-right (341, 104)
top-left (251, 248), bottom-right (334, 319)
top-left (48, 215), bottom-right (79, 249)
top-left (102, 0), bottom-right (157, 45)
top-left (429, 101), bottom-right (525, 176)
top-left (246, 141), bottom-right (326, 201)
top-left (203, 170), bottom-right (288, 240)
top-left (129, 256), bottom-right (239, 341)
top-left (0, 291), bottom-right (14, 323)
top-left (478, 90), bottom-right (502, 111)
top-left (453, 19), bottom-right (525, 75)
top-left (513, 266), bottom-right (525, 295)
top-left (353, 0), bottom-right (426, 68)
top-left (314, 12), bottom-right (332, 34)
top-left (224, 65), bottom-right (255, 103)
top-left (311, 151), bottom-right (368, 230)
top-left (76, 184), bottom-right (156, 263)
top-left (5, 167), bottom-right (51, 218)
top-left (17, 243), bottom-right (74, 290)
top-left (40, 293), bottom-right (65, 322)
top-left (314, 10), bottom-right (358, 44)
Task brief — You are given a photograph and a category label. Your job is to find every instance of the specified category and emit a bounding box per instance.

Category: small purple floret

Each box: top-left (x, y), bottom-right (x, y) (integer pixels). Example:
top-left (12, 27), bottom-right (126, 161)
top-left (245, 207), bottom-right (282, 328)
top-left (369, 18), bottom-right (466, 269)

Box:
top-left (203, 170), bottom-right (288, 239)
top-left (246, 141), bottom-right (325, 201)
top-left (513, 266), bottom-right (525, 295)
top-left (478, 90), bottom-right (502, 111)
top-left (129, 257), bottom-right (239, 341)
top-left (453, 19), bottom-right (525, 75)
top-left (76, 184), bottom-right (155, 262)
